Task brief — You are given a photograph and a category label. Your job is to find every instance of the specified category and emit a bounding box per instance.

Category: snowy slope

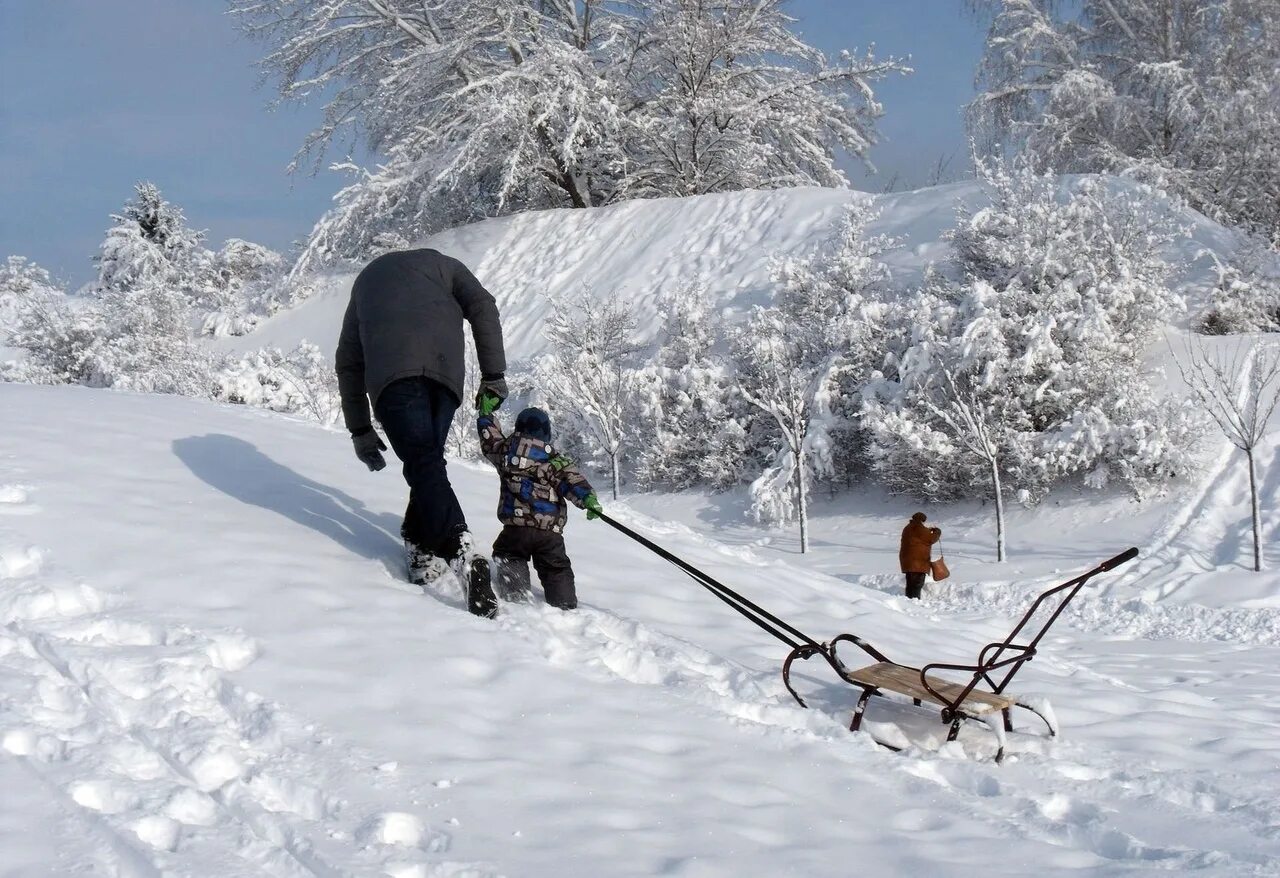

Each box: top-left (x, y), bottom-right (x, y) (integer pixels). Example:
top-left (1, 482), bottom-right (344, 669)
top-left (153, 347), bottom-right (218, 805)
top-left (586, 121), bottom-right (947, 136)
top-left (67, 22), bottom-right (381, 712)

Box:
top-left (228, 180), bottom-right (1240, 363)
top-left (3, 383), bottom-right (1280, 876)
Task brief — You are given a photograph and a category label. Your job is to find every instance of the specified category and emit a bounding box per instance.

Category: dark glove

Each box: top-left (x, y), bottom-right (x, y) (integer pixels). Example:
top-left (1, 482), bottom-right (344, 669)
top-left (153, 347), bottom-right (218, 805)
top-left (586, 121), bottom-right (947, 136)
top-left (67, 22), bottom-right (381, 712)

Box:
top-left (475, 389), bottom-right (503, 416)
top-left (584, 493), bottom-right (603, 521)
top-left (479, 373), bottom-right (508, 403)
top-left (352, 427), bottom-right (387, 472)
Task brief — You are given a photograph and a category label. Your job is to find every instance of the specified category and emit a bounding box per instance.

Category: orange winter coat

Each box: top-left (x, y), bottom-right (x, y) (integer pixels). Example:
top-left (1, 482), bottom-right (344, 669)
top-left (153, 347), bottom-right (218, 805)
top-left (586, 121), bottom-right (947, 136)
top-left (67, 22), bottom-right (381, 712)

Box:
top-left (899, 520), bottom-right (942, 573)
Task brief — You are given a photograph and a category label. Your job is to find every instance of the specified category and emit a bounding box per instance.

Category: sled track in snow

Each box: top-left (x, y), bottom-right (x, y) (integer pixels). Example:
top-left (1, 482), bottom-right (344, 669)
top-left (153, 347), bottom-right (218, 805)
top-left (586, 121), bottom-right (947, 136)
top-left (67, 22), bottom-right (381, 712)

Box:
top-left (1097, 340), bottom-right (1279, 603)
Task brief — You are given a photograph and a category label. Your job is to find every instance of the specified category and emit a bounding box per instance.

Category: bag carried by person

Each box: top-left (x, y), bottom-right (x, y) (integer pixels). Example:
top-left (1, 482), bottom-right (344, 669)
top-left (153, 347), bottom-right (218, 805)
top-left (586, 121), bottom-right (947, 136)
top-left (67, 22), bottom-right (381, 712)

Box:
top-left (930, 547), bottom-right (950, 582)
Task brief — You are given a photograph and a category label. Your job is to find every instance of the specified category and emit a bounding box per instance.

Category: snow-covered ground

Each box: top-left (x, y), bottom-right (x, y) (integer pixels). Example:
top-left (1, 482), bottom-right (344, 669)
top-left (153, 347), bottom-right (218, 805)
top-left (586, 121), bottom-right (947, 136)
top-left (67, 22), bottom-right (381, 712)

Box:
top-left (3, 381), bottom-right (1279, 876)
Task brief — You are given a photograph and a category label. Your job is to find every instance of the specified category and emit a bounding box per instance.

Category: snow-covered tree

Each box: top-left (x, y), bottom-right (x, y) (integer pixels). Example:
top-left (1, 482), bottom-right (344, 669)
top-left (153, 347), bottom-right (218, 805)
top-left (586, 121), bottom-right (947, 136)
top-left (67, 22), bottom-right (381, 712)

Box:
top-left (731, 307), bottom-right (820, 552)
top-left (1173, 338), bottom-right (1280, 572)
top-left (930, 371), bottom-right (1011, 562)
top-left (727, 203), bottom-right (897, 549)
top-left (769, 201), bottom-right (895, 487)
top-left (968, 0), bottom-right (1280, 237)
top-left (96, 182), bottom-right (211, 297)
top-left (533, 289), bottom-right (642, 499)
top-left (621, 0), bottom-right (907, 197)
top-left (634, 285), bottom-right (750, 491)
top-left (231, 0), bottom-right (906, 274)
top-left (83, 184), bottom-right (218, 395)
top-left (1, 257), bottom-right (56, 337)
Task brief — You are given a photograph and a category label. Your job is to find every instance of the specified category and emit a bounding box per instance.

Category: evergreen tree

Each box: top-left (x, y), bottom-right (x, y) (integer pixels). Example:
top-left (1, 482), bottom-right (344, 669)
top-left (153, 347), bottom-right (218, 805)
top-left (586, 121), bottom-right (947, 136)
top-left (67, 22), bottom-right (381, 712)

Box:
top-left (635, 286), bottom-right (749, 491)
top-left (91, 184), bottom-right (216, 395)
top-left (96, 182), bottom-right (210, 296)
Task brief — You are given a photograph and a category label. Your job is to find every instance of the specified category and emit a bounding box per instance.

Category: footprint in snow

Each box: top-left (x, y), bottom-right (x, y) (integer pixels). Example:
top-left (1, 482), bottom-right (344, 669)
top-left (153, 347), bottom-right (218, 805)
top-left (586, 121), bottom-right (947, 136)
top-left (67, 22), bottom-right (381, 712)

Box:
top-left (0, 545), bottom-right (44, 580)
top-left (359, 811), bottom-right (450, 853)
top-left (0, 484), bottom-right (37, 515)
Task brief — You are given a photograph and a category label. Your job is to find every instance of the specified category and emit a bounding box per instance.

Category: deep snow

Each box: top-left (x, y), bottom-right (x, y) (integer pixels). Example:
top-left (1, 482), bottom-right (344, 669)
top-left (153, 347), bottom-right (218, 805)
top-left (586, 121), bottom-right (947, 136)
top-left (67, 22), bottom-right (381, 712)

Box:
top-left (2, 382), bottom-right (1280, 876)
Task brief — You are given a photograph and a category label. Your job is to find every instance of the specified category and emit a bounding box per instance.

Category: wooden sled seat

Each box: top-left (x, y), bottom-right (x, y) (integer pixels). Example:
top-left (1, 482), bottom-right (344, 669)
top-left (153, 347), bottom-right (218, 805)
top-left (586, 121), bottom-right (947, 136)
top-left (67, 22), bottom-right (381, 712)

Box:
top-left (844, 661), bottom-right (1017, 716)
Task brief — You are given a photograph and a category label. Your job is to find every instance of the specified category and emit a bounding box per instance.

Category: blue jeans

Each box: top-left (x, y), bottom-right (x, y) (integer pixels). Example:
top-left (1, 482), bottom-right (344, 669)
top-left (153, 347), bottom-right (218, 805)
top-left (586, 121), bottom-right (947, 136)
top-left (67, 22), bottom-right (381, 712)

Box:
top-left (375, 377), bottom-right (466, 558)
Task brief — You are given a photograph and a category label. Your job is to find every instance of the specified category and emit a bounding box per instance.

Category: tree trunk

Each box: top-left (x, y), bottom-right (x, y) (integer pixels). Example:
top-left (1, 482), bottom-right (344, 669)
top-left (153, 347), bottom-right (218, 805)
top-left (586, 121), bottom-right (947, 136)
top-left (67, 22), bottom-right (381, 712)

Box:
top-left (1248, 447), bottom-right (1262, 572)
top-left (990, 456), bottom-right (1006, 563)
top-left (610, 450), bottom-right (621, 501)
top-left (796, 445), bottom-right (809, 554)
top-left (562, 172), bottom-right (590, 209)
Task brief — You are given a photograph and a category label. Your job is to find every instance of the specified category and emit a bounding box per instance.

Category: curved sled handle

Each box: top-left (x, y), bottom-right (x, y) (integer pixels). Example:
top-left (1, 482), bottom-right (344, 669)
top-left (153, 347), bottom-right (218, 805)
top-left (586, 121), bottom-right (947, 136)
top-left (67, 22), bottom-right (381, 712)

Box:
top-left (1098, 547), bottom-right (1139, 572)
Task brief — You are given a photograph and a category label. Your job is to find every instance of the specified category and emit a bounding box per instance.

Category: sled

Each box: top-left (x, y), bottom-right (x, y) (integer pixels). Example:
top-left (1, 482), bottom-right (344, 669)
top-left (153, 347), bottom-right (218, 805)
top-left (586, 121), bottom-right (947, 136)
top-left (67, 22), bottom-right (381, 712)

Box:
top-left (782, 547), bottom-right (1138, 762)
top-left (595, 513), bottom-right (1137, 764)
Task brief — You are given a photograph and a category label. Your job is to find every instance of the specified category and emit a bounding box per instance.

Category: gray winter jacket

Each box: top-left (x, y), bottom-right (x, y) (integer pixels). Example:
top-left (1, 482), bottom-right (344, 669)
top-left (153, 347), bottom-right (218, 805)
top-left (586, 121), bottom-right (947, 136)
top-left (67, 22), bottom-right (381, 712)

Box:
top-left (335, 249), bottom-right (506, 433)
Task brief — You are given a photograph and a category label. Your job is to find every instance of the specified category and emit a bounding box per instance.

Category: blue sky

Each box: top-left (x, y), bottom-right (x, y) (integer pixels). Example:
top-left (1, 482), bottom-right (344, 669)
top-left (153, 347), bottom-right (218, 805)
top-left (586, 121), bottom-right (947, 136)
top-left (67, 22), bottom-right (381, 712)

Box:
top-left (0, 2), bottom-right (986, 288)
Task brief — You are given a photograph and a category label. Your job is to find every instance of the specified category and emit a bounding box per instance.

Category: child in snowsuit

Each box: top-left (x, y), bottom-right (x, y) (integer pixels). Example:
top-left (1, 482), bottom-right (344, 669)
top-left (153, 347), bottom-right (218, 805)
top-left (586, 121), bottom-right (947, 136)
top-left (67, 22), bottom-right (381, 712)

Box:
top-left (476, 392), bottom-right (602, 610)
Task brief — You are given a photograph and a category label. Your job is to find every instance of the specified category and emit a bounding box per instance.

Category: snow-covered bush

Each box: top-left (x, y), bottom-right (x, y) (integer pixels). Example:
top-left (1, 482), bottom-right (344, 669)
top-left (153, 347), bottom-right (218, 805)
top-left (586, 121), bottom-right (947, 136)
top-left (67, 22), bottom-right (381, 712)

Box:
top-left (0, 257), bottom-right (103, 386)
top-left (1199, 235), bottom-right (1280, 335)
top-left (215, 342), bottom-right (340, 425)
top-left (634, 286), bottom-right (751, 491)
top-left (202, 239), bottom-right (285, 337)
top-left (91, 284), bottom-right (215, 397)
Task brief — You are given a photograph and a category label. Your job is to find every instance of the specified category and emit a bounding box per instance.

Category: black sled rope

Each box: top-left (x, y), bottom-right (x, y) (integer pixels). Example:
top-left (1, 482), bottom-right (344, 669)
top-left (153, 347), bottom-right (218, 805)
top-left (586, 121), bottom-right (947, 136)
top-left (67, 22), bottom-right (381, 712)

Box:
top-left (597, 512), bottom-right (822, 652)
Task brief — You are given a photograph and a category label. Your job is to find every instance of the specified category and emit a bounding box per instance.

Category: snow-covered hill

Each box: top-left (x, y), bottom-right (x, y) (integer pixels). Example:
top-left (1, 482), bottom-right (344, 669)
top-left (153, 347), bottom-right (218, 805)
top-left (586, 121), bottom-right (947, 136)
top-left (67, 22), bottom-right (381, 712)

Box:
top-left (229, 181), bottom-right (1240, 363)
top-left (3, 382), bottom-right (1279, 876)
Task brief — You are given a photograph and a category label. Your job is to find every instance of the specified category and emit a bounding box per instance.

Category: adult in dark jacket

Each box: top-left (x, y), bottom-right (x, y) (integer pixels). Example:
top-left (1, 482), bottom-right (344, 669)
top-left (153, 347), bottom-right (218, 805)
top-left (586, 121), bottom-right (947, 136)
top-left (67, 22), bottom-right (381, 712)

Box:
top-left (335, 248), bottom-right (507, 581)
top-left (899, 512), bottom-right (941, 600)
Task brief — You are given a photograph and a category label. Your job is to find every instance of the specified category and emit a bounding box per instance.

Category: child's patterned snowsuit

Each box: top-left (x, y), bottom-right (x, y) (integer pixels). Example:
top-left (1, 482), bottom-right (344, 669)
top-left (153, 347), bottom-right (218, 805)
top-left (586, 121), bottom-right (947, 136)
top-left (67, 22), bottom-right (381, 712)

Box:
top-left (477, 413), bottom-right (594, 609)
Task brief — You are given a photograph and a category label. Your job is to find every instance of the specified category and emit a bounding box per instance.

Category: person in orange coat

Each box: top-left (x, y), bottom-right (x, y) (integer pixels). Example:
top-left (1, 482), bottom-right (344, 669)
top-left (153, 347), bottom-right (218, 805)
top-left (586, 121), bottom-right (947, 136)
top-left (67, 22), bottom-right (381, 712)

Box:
top-left (899, 512), bottom-right (941, 600)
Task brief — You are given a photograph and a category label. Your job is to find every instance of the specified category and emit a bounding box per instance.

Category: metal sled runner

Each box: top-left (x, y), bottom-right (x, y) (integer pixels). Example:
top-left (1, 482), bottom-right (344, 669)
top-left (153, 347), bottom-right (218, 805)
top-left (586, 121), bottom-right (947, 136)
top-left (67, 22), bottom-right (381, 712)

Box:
top-left (781, 547), bottom-right (1139, 762)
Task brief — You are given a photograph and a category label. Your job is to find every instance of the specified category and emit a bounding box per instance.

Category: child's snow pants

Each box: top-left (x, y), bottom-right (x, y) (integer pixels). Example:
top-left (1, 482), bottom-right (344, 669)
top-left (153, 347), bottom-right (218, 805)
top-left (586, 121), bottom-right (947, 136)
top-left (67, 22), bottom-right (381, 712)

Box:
top-left (492, 525), bottom-right (577, 610)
